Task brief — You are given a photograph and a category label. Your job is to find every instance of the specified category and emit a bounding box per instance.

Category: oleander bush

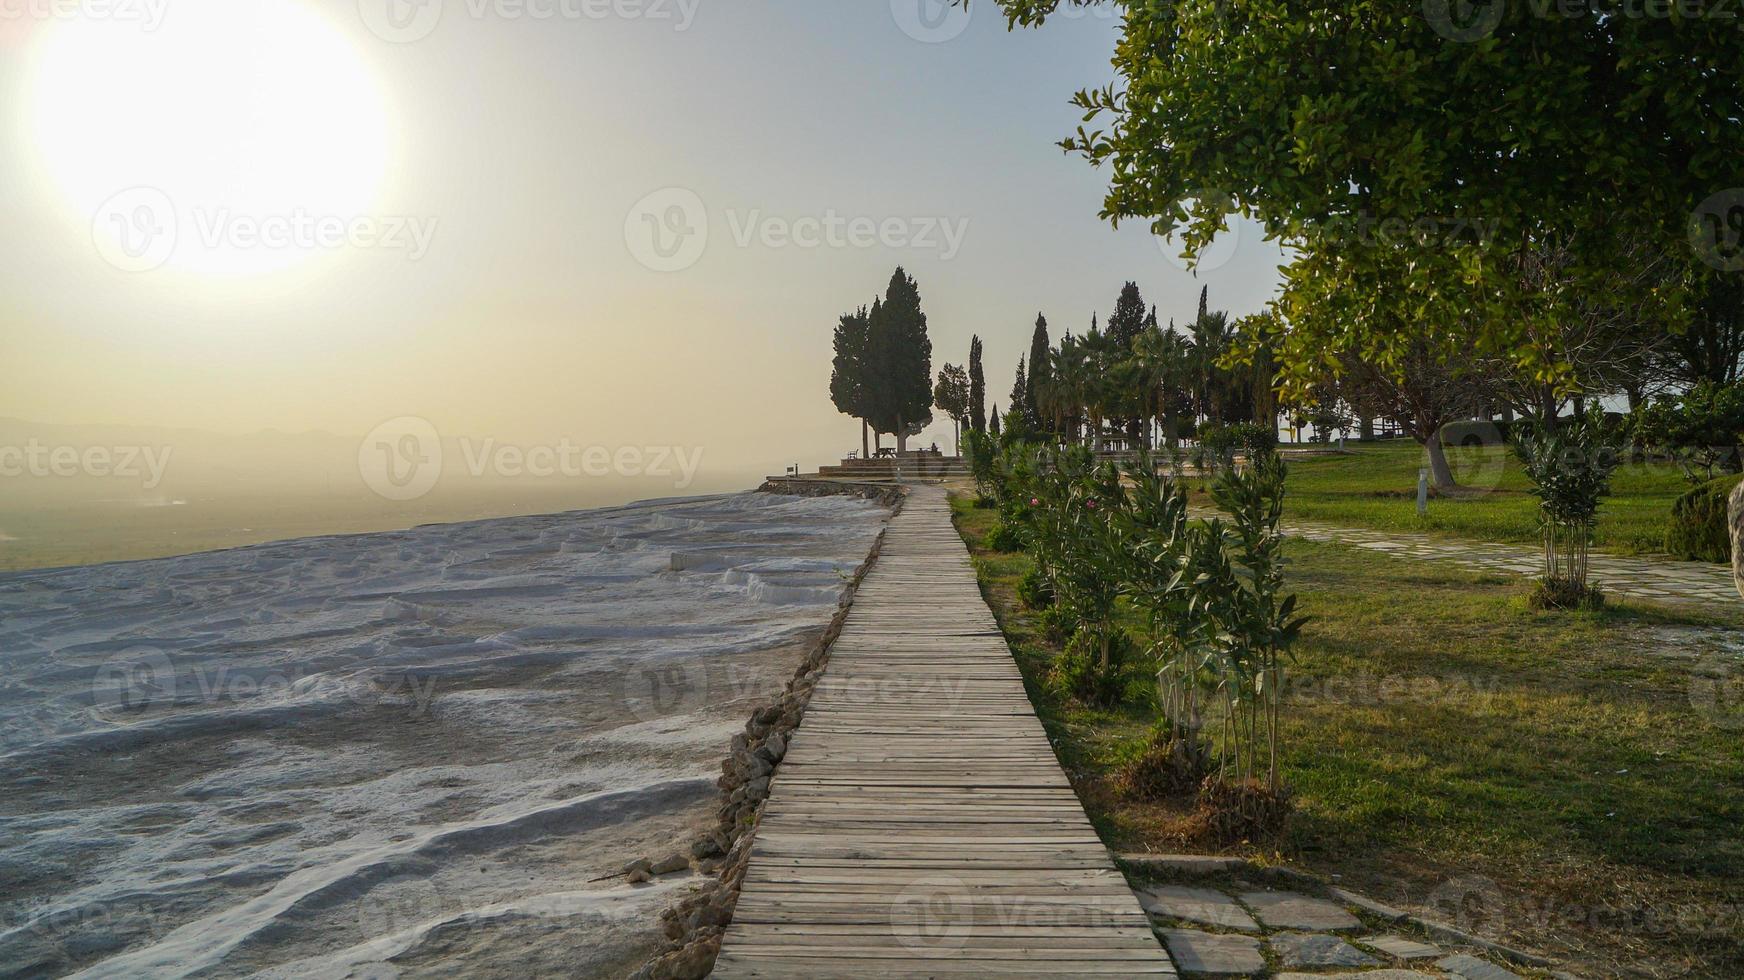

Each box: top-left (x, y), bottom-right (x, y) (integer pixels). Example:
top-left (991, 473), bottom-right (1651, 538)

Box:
top-left (1665, 474), bottom-right (1742, 563)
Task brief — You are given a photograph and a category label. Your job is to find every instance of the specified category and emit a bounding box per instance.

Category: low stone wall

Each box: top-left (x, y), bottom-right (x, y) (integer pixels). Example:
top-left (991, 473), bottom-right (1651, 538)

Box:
top-left (757, 477), bottom-right (907, 508)
top-left (626, 489), bottom-right (901, 979)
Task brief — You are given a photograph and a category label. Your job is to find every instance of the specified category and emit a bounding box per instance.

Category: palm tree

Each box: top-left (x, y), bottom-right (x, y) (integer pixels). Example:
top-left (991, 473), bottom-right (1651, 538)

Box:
top-left (1078, 325), bottom-right (1126, 452)
top-left (1131, 320), bottom-right (1193, 449)
top-left (1046, 337), bottom-right (1090, 446)
top-left (1188, 301), bottom-right (1236, 425)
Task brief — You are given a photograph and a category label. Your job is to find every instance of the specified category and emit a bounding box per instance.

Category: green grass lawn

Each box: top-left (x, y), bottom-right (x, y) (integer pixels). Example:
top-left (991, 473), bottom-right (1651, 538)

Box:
top-left (949, 491), bottom-right (1744, 978)
top-left (1277, 439), bottom-right (1699, 557)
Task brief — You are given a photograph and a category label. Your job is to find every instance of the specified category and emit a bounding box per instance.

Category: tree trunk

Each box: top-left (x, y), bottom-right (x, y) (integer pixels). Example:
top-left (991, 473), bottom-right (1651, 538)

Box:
top-left (895, 416), bottom-right (908, 456)
top-left (1424, 429), bottom-right (1458, 490)
top-left (1729, 480), bottom-right (1744, 601)
top-left (953, 420), bottom-right (960, 457)
top-left (1359, 415), bottom-right (1375, 440)
top-left (861, 418), bottom-right (869, 460)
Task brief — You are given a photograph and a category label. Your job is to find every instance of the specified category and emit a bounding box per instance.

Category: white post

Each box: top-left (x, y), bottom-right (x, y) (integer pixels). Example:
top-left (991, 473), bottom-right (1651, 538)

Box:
top-left (1417, 468), bottom-right (1429, 517)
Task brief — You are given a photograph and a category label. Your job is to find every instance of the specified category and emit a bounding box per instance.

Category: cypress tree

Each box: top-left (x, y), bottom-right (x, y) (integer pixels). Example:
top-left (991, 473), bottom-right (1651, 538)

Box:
top-left (968, 335), bottom-right (986, 432)
top-left (866, 267), bottom-right (934, 454)
top-left (1010, 356), bottom-right (1028, 431)
top-left (1026, 313), bottom-right (1050, 431)
top-left (989, 403), bottom-right (1002, 438)
top-left (829, 304), bottom-right (871, 459)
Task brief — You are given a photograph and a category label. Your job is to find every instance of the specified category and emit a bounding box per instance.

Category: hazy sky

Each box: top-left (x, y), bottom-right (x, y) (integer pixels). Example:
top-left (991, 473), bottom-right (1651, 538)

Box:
top-left (1, 0), bottom-right (1284, 483)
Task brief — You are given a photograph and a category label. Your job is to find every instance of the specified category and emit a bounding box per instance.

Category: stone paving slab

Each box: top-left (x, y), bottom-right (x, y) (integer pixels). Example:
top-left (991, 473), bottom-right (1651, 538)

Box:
top-left (1276, 972), bottom-right (1436, 980)
top-left (1437, 952), bottom-right (1523, 980)
top-left (1137, 879), bottom-right (1534, 980)
top-left (1161, 929), bottom-right (1264, 976)
top-left (1141, 884), bottom-right (1261, 932)
top-left (1240, 890), bottom-right (1363, 931)
top-left (1270, 931), bottom-right (1380, 968)
top-left (1363, 933), bottom-right (1443, 959)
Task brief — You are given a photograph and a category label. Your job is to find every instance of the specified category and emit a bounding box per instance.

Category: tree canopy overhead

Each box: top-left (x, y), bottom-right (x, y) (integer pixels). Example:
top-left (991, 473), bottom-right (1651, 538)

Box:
top-left (979, 0), bottom-right (1744, 398)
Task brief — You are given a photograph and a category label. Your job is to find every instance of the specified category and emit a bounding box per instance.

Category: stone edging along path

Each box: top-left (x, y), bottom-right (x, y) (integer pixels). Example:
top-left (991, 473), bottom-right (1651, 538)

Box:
top-left (626, 483), bottom-right (904, 980)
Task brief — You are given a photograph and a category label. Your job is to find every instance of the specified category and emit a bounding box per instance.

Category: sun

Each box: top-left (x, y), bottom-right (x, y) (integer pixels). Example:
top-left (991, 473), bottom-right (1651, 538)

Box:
top-left (25, 0), bottom-right (390, 277)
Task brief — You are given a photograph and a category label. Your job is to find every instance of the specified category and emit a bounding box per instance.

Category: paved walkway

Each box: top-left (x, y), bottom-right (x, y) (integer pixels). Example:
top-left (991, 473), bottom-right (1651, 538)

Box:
top-left (1270, 515), bottom-right (1736, 607)
top-left (713, 488), bottom-right (1174, 978)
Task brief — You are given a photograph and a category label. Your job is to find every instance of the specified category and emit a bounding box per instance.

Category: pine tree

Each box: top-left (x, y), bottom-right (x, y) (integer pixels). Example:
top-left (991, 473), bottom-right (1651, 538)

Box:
top-left (829, 305), bottom-right (872, 458)
top-left (968, 335), bottom-right (986, 432)
top-left (933, 364), bottom-right (971, 456)
top-left (1026, 313), bottom-right (1050, 432)
top-left (1107, 281), bottom-right (1147, 352)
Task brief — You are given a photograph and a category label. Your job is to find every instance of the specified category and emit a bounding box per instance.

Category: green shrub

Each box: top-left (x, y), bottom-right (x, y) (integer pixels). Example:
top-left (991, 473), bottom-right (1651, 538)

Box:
top-left (1016, 566), bottom-right (1054, 609)
top-left (1630, 381), bottom-right (1744, 483)
top-left (1512, 408), bottom-right (1624, 601)
top-left (1113, 726), bottom-right (1212, 801)
top-left (1049, 626), bottom-right (1135, 707)
top-left (985, 521), bottom-right (1024, 553)
top-left (1527, 578), bottom-right (1606, 611)
top-left (1034, 606), bottom-right (1077, 645)
top-left (1665, 475), bottom-right (1742, 563)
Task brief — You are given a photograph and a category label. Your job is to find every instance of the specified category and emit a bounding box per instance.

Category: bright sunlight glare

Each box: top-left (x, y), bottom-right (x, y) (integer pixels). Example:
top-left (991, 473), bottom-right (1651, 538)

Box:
top-left (26, 0), bottom-right (390, 278)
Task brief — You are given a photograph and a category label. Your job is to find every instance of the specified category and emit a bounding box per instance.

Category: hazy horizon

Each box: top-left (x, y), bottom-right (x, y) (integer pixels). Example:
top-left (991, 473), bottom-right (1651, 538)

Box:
top-left (2, 0), bottom-right (1285, 566)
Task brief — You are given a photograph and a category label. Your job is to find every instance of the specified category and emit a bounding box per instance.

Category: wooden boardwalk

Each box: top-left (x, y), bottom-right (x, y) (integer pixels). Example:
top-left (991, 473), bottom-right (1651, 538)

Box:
top-left (714, 488), bottom-right (1174, 978)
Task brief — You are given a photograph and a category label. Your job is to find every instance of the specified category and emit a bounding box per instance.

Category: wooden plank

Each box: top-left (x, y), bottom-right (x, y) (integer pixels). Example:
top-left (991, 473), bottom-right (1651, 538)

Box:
top-left (712, 489), bottom-right (1174, 977)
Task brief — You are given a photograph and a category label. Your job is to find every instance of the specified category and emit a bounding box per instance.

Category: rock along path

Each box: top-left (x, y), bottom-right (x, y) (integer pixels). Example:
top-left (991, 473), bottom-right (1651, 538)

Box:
top-left (712, 487), bottom-right (1174, 978)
